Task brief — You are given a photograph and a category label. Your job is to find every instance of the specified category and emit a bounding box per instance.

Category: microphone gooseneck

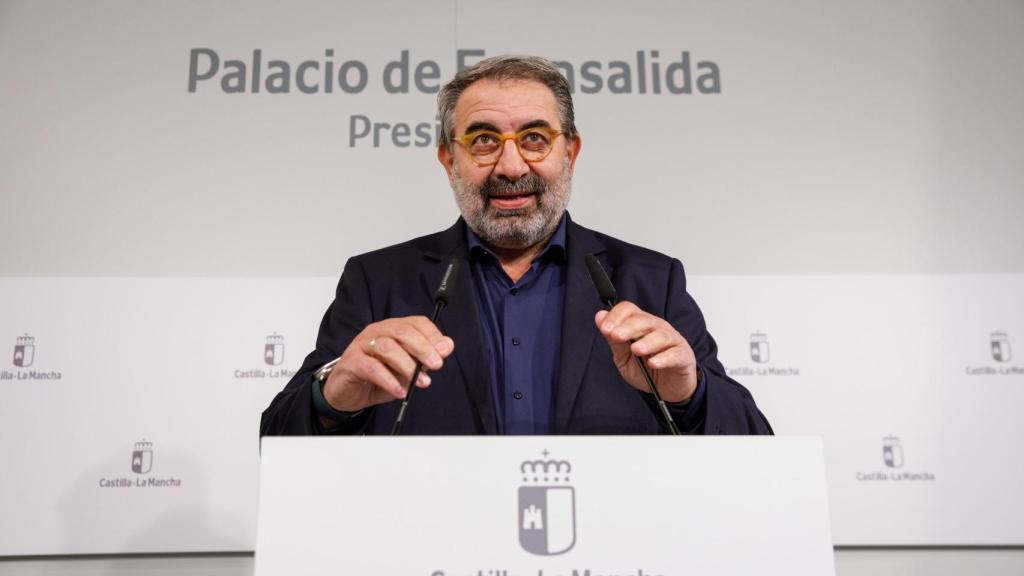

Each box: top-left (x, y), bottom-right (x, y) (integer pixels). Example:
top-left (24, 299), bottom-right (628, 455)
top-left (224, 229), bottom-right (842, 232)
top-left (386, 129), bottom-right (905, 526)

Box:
top-left (584, 254), bottom-right (681, 436)
top-left (391, 259), bottom-right (459, 436)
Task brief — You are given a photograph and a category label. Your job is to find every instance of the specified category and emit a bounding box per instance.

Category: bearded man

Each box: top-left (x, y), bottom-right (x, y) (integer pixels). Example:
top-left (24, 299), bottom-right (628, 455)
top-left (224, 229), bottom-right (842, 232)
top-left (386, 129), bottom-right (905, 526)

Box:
top-left (260, 55), bottom-right (771, 436)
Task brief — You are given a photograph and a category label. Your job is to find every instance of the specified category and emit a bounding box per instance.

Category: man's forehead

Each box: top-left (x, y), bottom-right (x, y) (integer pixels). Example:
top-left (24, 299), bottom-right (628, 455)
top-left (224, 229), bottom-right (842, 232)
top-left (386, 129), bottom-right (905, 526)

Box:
top-left (454, 78), bottom-right (559, 131)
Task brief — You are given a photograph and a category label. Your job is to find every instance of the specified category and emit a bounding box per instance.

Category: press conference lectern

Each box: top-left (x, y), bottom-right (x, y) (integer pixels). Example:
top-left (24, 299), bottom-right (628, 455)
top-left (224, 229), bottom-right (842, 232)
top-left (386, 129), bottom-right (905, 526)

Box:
top-left (256, 436), bottom-right (835, 575)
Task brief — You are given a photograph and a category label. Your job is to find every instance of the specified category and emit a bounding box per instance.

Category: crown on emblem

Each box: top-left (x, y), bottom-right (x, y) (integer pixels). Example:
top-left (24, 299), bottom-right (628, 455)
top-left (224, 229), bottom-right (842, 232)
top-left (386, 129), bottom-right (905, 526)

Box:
top-left (883, 435), bottom-right (900, 444)
top-left (521, 454), bottom-right (571, 485)
top-left (991, 331), bottom-right (1007, 339)
top-left (266, 333), bottom-right (284, 344)
top-left (134, 439), bottom-right (153, 450)
top-left (16, 334), bottom-right (35, 345)
top-left (750, 331), bottom-right (767, 341)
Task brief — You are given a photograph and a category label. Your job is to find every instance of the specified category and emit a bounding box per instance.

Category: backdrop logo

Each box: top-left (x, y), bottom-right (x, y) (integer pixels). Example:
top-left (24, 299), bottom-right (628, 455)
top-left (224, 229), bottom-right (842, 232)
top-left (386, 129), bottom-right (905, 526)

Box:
top-left (234, 332), bottom-right (294, 380)
top-left (131, 439), bottom-right (153, 474)
top-left (99, 439), bottom-right (182, 489)
top-left (882, 435), bottom-right (903, 468)
top-left (991, 332), bottom-right (1012, 363)
top-left (265, 333), bottom-right (285, 366)
top-left (856, 435), bottom-right (936, 483)
top-left (2, 334), bottom-right (62, 381)
top-left (749, 332), bottom-right (769, 364)
top-left (518, 451), bottom-right (576, 556)
top-left (727, 330), bottom-right (800, 377)
top-left (965, 330), bottom-right (1022, 376)
top-left (13, 334), bottom-right (35, 367)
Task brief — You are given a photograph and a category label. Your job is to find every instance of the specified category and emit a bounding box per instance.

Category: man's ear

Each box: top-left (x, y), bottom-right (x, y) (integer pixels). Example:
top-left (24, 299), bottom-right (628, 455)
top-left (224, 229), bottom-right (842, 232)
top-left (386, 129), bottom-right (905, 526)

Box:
top-left (438, 144), bottom-right (455, 185)
top-left (567, 133), bottom-right (582, 174)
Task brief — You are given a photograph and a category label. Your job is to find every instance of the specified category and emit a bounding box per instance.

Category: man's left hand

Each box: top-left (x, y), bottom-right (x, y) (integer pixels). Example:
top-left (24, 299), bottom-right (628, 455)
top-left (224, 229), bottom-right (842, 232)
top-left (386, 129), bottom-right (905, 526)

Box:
top-left (595, 301), bottom-right (698, 403)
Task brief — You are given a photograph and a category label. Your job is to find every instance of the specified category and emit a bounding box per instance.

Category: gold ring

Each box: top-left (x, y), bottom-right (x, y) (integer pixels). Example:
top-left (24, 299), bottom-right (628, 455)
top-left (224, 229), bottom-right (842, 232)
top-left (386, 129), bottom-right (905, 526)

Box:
top-left (368, 338), bottom-right (377, 351)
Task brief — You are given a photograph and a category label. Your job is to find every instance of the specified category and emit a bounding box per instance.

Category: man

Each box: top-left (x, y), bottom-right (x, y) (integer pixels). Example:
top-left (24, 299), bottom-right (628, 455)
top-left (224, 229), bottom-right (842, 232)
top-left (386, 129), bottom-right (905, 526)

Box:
top-left (260, 55), bottom-right (771, 436)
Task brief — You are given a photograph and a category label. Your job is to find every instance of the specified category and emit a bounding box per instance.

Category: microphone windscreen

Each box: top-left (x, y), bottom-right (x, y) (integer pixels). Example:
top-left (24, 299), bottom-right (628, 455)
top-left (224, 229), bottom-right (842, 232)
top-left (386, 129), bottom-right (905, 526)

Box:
top-left (434, 258), bottom-right (459, 304)
top-left (584, 254), bottom-right (617, 303)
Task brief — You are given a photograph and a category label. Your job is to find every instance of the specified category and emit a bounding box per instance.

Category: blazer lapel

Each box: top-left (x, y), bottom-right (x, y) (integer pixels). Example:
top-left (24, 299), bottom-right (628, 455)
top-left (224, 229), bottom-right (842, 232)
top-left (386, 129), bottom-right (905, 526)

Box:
top-left (553, 219), bottom-right (607, 433)
top-left (418, 220), bottom-right (497, 434)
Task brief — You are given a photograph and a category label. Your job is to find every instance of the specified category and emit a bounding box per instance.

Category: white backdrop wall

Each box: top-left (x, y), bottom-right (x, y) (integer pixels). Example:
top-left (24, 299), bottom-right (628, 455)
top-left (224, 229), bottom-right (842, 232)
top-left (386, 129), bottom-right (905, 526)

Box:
top-left (0, 0), bottom-right (1022, 555)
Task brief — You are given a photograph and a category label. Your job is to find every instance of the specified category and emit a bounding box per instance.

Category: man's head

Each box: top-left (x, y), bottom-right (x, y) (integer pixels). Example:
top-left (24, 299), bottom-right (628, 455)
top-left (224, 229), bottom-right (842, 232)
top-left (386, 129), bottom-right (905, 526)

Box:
top-left (437, 55), bottom-right (582, 251)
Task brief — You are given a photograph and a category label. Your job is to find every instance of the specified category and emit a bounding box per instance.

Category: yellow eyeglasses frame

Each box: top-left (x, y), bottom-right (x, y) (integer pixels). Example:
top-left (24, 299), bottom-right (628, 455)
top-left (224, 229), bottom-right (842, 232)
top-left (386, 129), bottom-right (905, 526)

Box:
top-left (456, 127), bottom-right (564, 166)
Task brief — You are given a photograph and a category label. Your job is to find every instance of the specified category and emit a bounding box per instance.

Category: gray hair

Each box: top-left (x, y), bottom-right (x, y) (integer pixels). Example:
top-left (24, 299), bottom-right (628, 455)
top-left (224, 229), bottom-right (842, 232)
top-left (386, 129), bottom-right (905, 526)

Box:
top-left (437, 54), bottom-right (578, 148)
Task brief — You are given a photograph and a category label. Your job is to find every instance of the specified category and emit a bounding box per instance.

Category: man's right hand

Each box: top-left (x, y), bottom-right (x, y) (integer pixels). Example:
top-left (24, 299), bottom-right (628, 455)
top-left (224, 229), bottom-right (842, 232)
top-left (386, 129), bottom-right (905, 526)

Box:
top-left (321, 316), bottom-right (455, 414)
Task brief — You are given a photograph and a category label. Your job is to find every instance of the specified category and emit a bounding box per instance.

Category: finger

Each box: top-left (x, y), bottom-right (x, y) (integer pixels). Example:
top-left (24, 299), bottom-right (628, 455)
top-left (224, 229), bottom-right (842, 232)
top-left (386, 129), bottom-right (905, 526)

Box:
top-left (368, 335), bottom-right (432, 387)
top-left (606, 313), bottom-right (661, 344)
top-left (384, 363), bottom-right (433, 392)
top-left (645, 345), bottom-right (688, 370)
top-left (598, 301), bottom-right (640, 334)
top-left (595, 309), bottom-right (646, 364)
top-left (415, 370), bottom-right (432, 388)
top-left (630, 324), bottom-right (683, 356)
top-left (355, 354), bottom-right (406, 399)
top-left (404, 316), bottom-right (454, 357)
top-left (383, 321), bottom-right (444, 370)
top-left (380, 363), bottom-right (433, 397)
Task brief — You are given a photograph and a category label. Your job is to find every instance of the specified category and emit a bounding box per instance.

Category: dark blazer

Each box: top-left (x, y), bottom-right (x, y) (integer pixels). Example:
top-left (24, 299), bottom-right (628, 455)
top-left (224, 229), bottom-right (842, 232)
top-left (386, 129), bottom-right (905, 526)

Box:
top-left (260, 216), bottom-right (772, 436)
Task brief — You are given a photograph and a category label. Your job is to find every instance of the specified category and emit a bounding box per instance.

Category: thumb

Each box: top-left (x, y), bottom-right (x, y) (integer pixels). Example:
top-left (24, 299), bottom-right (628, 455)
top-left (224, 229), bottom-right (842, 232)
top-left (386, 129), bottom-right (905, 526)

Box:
top-left (595, 310), bottom-right (634, 370)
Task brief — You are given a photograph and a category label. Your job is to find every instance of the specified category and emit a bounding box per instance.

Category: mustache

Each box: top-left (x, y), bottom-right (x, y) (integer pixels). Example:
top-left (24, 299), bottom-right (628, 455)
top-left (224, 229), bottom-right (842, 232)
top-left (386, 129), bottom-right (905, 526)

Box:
top-left (479, 173), bottom-right (547, 198)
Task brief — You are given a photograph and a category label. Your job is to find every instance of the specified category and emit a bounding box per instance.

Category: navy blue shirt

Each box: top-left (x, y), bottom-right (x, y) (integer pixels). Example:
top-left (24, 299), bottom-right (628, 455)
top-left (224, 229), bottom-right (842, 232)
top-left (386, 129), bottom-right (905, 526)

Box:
top-left (467, 215), bottom-right (706, 435)
top-left (467, 216), bottom-right (568, 435)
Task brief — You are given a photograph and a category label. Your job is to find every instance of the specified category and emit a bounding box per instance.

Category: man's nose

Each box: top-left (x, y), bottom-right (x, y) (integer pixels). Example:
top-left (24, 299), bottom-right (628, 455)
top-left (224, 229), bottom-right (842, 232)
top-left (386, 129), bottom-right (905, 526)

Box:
top-left (491, 138), bottom-right (529, 180)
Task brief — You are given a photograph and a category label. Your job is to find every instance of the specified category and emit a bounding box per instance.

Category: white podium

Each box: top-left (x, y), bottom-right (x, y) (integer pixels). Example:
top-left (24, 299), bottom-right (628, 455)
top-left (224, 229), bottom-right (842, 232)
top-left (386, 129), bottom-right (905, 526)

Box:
top-left (256, 437), bottom-right (834, 576)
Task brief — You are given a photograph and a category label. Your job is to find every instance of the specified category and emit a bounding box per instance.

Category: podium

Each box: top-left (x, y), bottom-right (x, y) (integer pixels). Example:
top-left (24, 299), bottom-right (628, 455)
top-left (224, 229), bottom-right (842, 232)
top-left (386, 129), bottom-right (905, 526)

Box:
top-left (255, 437), bottom-right (835, 575)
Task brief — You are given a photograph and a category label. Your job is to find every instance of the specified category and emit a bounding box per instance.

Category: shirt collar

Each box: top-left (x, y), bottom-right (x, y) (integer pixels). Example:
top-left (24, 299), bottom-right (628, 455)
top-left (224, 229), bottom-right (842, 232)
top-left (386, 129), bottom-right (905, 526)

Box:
top-left (467, 212), bottom-right (568, 264)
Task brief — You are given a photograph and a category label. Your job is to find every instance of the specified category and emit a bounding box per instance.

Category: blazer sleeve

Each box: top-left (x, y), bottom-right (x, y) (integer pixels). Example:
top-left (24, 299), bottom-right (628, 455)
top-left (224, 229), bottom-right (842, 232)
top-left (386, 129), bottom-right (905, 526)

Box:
top-left (665, 258), bottom-right (773, 435)
top-left (259, 257), bottom-right (377, 436)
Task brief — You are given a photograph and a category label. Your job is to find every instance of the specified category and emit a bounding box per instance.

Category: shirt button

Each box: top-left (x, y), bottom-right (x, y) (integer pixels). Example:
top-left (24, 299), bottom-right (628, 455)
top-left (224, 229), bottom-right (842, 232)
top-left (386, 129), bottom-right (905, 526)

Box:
top-left (510, 287), bottom-right (519, 295)
top-left (513, 391), bottom-right (524, 400)
top-left (512, 337), bottom-right (520, 346)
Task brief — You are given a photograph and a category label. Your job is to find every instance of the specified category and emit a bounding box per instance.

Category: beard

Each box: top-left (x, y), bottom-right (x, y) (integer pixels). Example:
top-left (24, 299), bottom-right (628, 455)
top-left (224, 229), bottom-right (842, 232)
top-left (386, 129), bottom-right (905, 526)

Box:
top-left (451, 159), bottom-right (572, 250)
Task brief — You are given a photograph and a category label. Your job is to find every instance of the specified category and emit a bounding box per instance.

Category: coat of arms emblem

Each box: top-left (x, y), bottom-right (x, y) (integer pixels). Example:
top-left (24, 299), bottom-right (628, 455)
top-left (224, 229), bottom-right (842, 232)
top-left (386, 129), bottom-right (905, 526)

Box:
top-left (265, 333), bottom-right (285, 366)
top-left (519, 452), bottom-right (576, 556)
top-left (991, 332), bottom-right (1011, 363)
top-left (132, 439), bottom-right (153, 474)
top-left (750, 332), bottom-right (769, 364)
top-left (882, 436), bottom-right (903, 469)
top-left (13, 334), bottom-right (35, 368)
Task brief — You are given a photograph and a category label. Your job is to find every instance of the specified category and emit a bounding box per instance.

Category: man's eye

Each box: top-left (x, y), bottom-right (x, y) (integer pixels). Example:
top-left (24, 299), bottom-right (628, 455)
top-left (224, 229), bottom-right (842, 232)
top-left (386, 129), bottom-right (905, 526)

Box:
top-left (519, 130), bottom-right (550, 150)
top-left (472, 134), bottom-right (498, 146)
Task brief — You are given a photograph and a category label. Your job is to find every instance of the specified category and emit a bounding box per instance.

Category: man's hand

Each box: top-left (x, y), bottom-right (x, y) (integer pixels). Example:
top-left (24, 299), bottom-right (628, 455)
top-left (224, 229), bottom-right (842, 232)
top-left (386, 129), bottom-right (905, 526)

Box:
top-left (322, 317), bottom-right (455, 414)
top-left (595, 301), bottom-right (698, 403)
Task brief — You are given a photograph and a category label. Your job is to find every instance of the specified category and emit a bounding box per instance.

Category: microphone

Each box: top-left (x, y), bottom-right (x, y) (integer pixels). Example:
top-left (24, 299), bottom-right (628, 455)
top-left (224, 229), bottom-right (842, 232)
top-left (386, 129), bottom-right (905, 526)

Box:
top-left (584, 254), bottom-right (681, 436)
top-left (391, 258), bottom-right (459, 436)
top-left (433, 258), bottom-right (458, 305)
top-left (585, 253), bottom-right (618, 303)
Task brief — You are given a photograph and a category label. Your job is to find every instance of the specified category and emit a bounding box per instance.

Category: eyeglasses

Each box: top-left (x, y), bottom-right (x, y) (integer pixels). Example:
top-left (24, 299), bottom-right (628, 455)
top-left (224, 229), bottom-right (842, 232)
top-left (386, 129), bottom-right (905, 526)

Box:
top-left (456, 127), bottom-right (563, 166)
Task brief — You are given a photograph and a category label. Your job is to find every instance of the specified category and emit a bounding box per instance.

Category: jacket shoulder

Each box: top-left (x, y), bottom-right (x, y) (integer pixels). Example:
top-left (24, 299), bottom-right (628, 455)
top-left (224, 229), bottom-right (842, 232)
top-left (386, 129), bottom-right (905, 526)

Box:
top-left (574, 221), bottom-right (682, 273)
top-left (346, 221), bottom-right (463, 271)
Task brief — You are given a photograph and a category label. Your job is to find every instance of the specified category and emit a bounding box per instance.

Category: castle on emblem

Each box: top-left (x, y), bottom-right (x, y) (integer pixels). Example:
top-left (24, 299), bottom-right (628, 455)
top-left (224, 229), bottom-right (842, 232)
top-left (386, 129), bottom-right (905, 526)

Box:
top-left (13, 334), bottom-right (35, 368)
top-left (882, 435), bottom-right (903, 469)
top-left (265, 333), bottom-right (285, 366)
top-left (750, 332), bottom-right (769, 364)
top-left (518, 451), bottom-right (576, 556)
top-left (132, 439), bottom-right (153, 474)
top-left (991, 332), bottom-right (1011, 363)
